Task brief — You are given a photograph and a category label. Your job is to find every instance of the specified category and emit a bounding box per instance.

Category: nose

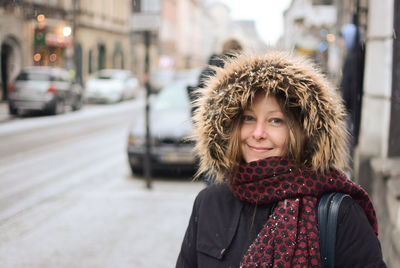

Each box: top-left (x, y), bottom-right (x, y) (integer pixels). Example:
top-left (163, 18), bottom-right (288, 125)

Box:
top-left (252, 121), bottom-right (267, 140)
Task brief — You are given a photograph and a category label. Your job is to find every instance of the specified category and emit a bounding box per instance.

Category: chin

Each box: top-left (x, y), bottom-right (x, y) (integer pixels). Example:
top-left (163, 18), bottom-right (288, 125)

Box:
top-left (245, 155), bottom-right (270, 163)
top-left (244, 153), bottom-right (283, 163)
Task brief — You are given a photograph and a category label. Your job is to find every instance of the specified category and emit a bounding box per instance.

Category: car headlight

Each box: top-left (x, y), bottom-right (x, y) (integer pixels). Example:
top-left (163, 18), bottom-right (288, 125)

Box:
top-left (128, 134), bottom-right (146, 146)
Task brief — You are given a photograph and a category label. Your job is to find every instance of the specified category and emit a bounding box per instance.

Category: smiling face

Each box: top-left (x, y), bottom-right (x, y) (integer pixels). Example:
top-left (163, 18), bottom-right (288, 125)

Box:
top-left (240, 92), bottom-right (289, 163)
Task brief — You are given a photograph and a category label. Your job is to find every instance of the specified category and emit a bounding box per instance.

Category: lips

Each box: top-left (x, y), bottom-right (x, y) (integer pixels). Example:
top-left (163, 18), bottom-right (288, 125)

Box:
top-left (247, 145), bottom-right (272, 153)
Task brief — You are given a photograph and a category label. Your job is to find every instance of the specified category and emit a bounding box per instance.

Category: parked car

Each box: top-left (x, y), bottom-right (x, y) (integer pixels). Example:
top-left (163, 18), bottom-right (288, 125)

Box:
top-left (85, 69), bottom-right (139, 103)
top-left (8, 66), bottom-right (84, 115)
top-left (127, 80), bottom-right (197, 175)
top-left (149, 69), bottom-right (175, 94)
top-left (174, 68), bottom-right (201, 85)
top-left (149, 68), bottom-right (201, 94)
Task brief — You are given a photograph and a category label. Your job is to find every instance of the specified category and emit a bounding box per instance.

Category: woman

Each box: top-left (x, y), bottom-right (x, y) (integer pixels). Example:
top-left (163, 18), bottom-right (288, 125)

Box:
top-left (176, 53), bottom-right (386, 267)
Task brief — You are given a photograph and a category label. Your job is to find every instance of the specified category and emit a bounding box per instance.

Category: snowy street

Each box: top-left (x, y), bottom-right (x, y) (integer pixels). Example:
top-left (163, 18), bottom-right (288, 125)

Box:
top-left (0, 99), bottom-right (204, 268)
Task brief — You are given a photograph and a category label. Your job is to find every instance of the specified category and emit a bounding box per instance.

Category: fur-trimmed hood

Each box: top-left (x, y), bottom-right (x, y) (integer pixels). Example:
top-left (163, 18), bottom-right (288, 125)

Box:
top-left (192, 52), bottom-right (349, 182)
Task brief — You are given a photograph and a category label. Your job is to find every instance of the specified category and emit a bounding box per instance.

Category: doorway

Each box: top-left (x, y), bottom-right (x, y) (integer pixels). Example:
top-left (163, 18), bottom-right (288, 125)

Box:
top-left (1, 37), bottom-right (21, 100)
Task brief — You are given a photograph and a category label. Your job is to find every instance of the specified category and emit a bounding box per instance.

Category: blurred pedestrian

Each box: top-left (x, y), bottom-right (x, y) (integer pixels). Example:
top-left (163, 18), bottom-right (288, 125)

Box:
top-left (340, 23), bottom-right (365, 172)
top-left (188, 39), bottom-right (243, 185)
top-left (198, 38), bottom-right (243, 89)
top-left (176, 52), bottom-right (385, 267)
top-left (188, 38), bottom-right (243, 113)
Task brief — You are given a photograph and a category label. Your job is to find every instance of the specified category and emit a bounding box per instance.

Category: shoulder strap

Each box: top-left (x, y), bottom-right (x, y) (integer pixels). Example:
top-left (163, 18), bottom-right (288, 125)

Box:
top-left (318, 192), bottom-right (351, 268)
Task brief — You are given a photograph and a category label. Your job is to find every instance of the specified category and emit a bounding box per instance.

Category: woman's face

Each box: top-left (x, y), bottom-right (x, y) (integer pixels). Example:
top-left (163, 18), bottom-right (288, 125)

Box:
top-left (240, 93), bottom-right (289, 163)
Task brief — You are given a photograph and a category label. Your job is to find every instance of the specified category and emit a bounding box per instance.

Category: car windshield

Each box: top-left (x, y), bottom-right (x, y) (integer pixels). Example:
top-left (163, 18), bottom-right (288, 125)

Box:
top-left (153, 83), bottom-right (189, 111)
top-left (16, 71), bottom-right (53, 81)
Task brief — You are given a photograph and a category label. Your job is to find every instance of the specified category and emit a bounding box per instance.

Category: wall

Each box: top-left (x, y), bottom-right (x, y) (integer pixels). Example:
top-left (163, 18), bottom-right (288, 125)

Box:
top-left (370, 158), bottom-right (400, 267)
top-left (355, 0), bottom-right (398, 265)
top-left (355, 0), bottom-right (394, 191)
top-left (76, 0), bottom-right (131, 83)
top-left (76, 27), bottom-right (131, 81)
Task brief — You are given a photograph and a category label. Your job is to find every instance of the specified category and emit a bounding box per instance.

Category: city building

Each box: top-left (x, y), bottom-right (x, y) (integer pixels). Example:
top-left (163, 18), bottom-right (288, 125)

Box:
top-left (74, 0), bottom-right (132, 84)
top-left (1, 0), bottom-right (265, 98)
top-left (130, 0), bottom-right (205, 83)
top-left (0, 0), bottom-right (132, 99)
top-left (0, 1), bottom-right (75, 100)
top-left (354, 0), bottom-right (400, 265)
top-left (283, 0), bottom-right (339, 79)
top-left (130, 0), bottom-right (266, 84)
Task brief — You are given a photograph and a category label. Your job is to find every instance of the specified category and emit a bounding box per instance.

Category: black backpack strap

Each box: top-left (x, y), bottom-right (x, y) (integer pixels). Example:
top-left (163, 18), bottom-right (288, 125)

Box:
top-left (318, 192), bottom-right (351, 268)
top-left (318, 192), bottom-right (335, 267)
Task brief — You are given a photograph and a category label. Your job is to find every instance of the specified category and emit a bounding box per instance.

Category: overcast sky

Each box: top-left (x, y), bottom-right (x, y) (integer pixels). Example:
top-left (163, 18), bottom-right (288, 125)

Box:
top-left (218, 0), bottom-right (292, 46)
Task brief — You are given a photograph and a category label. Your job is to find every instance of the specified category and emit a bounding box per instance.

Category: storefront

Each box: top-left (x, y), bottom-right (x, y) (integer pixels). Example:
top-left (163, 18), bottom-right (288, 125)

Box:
top-left (33, 16), bottom-right (73, 68)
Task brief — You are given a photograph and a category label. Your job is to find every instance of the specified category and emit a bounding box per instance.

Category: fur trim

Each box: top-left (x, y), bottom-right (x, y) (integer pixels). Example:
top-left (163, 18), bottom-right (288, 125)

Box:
top-left (192, 52), bottom-right (349, 182)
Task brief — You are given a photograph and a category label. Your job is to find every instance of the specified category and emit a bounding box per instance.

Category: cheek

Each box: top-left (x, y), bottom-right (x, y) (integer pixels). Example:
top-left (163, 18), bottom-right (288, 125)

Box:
top-left (240, 124), bottom-right (249, 141)
top-left (274, 127), bottom-right (290, 146)
top-left (281, 128), bottom-right (290, 146)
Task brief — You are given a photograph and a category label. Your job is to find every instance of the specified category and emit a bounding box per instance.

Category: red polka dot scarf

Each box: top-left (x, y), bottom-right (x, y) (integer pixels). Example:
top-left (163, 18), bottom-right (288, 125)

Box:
top-left (229, 156), bottom-right (378, 268)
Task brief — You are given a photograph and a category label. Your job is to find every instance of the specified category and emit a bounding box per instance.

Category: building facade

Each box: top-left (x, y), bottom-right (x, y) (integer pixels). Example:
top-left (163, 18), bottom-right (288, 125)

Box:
top-left (356, 0), bottom-right (400, 265)
top-left (0, 1), bottom-right (75, 100)
top-left (76, 0), bottom-right (132, 84)
top-left (1, 0), bottom-right (266, 97)
top-left (283, 0), bottom-right (339, 80)
top-left (284, 0), bottom-right (400, 265)
top-left (0, 0), bottom-right (132, 99)
top-left (130, 0), bottom-right (267, 84)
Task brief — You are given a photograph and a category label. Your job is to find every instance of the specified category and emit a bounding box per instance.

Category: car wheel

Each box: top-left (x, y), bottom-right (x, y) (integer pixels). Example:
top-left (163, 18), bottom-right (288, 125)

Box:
top-left (48, 99), bottom-right (65, 115)
top-left (72, 96), bottom-right (83, 111)
top-left (57, 99), bottom-right (65, 114)
top-left (8, 104), bottom-right (18, 115)
top-left (129, 164), bottom-right (143, 176)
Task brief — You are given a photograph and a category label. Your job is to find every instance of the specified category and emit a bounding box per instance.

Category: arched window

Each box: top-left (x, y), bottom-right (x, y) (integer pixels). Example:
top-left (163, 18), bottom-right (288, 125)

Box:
top-left (98, 44), bottom-right (106, 70)
top-left (113, 42), bottom-right (124, 69)
top-left (88, 49), bottom-right (93, 74)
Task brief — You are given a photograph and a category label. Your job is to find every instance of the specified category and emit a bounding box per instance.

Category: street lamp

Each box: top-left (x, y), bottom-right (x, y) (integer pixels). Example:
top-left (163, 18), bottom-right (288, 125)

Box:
top-left (62, 26), bottom-right (72, 37)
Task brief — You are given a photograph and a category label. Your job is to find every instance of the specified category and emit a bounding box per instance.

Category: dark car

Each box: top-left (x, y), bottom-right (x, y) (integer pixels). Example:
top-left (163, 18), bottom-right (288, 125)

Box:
top-left (127, 80), bottom-right (196, 175)
top-left (8, 66), bottom-right (84, 115)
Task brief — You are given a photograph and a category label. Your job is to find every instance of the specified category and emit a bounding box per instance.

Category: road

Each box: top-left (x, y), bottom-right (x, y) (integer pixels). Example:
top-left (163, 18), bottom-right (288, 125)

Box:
top-left (0, 99), bottom-right (204, 268)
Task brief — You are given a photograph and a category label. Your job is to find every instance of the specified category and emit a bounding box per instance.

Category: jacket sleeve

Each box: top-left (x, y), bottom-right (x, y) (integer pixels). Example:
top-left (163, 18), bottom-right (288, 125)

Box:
top-left (176, 192), bottom-right (201, 268)
top-left (335, 197), bottom-right (387, 268)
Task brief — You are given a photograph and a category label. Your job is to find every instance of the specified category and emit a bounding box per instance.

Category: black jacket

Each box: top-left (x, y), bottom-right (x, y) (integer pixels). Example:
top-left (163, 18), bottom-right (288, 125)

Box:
top-left (176, 184), bottom-right (386, 268)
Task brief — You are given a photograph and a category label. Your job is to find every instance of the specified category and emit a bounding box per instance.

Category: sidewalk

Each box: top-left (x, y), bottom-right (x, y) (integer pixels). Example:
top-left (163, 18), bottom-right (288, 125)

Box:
top-left (0, 101), bottom-right (10, 123)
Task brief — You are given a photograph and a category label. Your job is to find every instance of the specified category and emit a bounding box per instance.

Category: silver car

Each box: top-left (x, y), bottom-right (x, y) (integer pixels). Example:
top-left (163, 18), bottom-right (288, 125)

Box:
top-left (85, 69), bottom-right (139, 103)
top-left (8, 66), bottom-right (83, 115)
top-left (127, 80), bottom-right (197, 175)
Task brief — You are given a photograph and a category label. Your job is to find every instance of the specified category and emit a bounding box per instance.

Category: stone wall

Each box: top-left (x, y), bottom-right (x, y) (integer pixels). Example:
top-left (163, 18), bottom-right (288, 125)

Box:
top-left (370, 157), bottom-right (400, 268)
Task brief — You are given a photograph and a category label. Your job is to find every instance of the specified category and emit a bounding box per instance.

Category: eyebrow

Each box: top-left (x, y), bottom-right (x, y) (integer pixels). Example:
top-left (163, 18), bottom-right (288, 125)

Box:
top-left (268, 110), bottom-right (284, 114)
top-left (243, 109), bottom-right (284, 117)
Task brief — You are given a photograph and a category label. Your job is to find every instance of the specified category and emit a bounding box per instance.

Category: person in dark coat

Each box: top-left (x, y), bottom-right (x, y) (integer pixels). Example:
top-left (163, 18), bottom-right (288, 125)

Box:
top-left (187, 39), bottom-right (243, 185)
top-left (198, 39), bottom-right (243, 89)
top-left (188, 38), bottom-right (243, 115)
top-left (176, 52), bottom-right (386, 267)
top-left (187, 54), bottom-right (224, 116)
top-left (340, 24), bottom-right (365, 164)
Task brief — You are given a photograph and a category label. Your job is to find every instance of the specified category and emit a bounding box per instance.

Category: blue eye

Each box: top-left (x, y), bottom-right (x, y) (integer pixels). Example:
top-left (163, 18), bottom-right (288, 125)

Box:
top-left (271, 118), bottom-right (284, 124)
top-left (243, 115), bottom-right (254, 122)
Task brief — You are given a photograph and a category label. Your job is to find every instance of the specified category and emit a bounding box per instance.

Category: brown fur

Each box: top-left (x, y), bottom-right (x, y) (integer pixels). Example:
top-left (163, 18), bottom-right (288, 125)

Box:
top-left (192, 52), bottom-right (349, 183)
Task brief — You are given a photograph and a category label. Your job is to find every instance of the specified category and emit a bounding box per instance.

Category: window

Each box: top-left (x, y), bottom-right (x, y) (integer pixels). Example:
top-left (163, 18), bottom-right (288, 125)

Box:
top-left (88, 49), bottom-right (93, 74)
top-left (16, 72), bottom-right (51, 81)
top-left (132, 0), bottom-right (141, 12)
top-left (312, 0), bottom-right (333, 5)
